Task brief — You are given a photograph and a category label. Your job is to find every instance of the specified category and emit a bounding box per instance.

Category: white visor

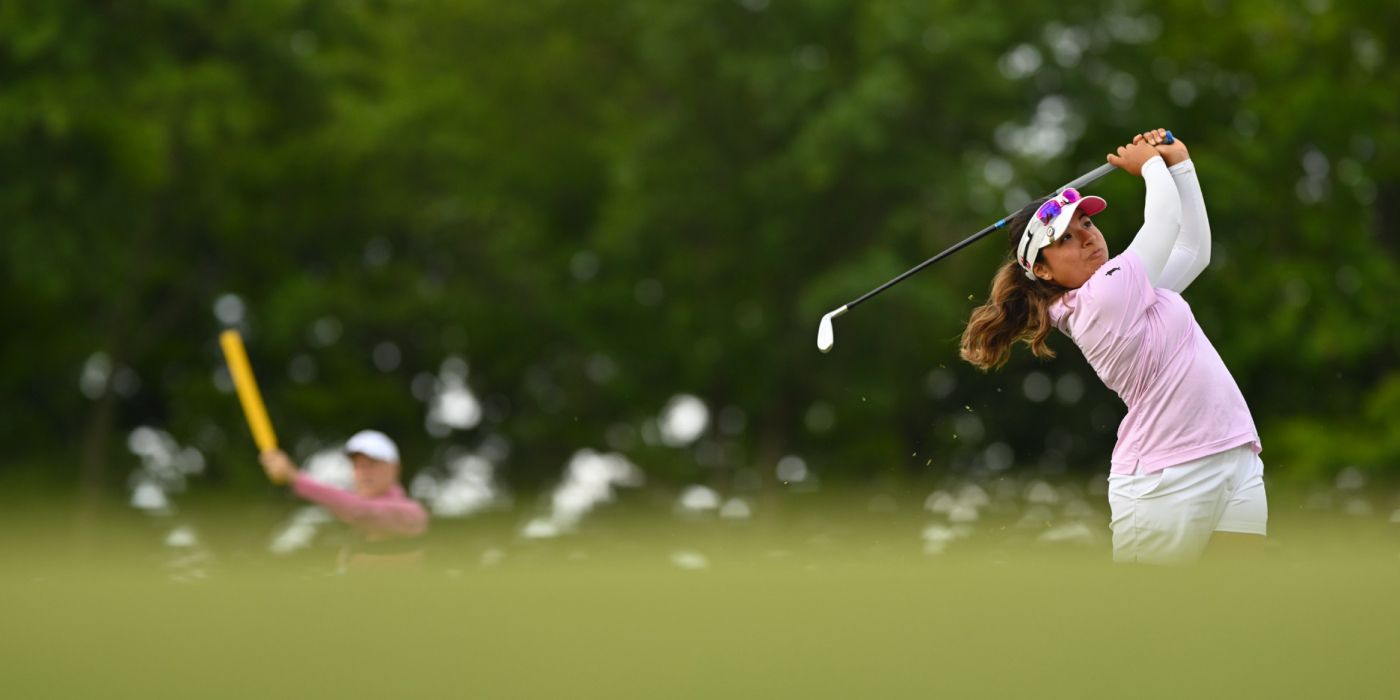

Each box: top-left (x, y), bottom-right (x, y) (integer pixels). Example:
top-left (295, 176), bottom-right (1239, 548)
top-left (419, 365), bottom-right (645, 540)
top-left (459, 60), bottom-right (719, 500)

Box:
top-left (1016, 193), bottom-right (1107, 279)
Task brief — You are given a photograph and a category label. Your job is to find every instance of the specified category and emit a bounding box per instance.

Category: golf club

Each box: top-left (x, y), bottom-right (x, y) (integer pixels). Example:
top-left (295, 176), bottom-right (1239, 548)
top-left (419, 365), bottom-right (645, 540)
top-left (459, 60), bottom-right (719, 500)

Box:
top-left (817, 132), bottom-right (1172, 353)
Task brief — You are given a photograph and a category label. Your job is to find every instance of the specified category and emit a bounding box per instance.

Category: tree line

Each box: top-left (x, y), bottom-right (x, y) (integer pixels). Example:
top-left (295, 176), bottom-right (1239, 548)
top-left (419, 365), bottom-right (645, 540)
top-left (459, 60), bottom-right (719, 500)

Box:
top-left (1, 0), bottom-right (1396, 504)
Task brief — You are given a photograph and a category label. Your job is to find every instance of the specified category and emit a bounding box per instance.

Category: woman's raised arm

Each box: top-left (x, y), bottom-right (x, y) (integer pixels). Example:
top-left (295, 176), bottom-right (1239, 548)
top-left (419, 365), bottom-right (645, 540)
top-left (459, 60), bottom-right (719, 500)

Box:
top-left (1156, 156), bottom-right (1211, 293)
top-left (1120, 153), bottom-right (1182, 286)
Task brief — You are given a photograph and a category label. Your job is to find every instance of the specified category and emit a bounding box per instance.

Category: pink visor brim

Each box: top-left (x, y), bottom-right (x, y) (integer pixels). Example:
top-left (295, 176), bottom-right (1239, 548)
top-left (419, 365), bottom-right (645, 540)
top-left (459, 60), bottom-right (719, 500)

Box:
top-left (1076, 195), bottom-right (1107, 217)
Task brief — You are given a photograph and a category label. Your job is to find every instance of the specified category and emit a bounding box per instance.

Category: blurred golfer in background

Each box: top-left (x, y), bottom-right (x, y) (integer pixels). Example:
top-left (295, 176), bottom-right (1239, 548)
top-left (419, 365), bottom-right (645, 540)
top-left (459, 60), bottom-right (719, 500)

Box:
top-left (260, 430), bottom-right (428, 571)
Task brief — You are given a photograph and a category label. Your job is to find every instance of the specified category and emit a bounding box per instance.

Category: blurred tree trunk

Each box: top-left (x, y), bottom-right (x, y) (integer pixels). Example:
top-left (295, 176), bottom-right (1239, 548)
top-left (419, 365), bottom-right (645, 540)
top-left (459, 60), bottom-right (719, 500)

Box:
top-left (1375, 183), bottom-right (1400, 256)
top-left (72, 164), bottom-right (177, 536)
top-left (75, 383), bottom-right (118, 548)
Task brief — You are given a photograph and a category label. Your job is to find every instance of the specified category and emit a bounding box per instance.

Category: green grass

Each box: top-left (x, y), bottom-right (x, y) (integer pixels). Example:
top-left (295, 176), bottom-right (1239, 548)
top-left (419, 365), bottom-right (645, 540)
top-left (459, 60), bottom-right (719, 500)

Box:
top-left (2, 484), bottom-right (1398, 698)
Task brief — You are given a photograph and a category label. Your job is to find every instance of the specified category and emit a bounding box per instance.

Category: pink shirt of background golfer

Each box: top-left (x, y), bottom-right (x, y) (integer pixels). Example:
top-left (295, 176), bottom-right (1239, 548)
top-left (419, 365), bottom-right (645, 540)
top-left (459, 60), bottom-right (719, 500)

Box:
top-left (260, 430), bottom-right (427, 548)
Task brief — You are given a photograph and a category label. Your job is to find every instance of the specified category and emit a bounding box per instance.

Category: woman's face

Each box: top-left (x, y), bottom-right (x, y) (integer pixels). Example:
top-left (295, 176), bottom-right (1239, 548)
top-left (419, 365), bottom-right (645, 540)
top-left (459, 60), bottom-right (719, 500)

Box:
top-left (351, 453), bottom-right (400, 497)
top-left (1032, 213), bottom-right (1109, 289)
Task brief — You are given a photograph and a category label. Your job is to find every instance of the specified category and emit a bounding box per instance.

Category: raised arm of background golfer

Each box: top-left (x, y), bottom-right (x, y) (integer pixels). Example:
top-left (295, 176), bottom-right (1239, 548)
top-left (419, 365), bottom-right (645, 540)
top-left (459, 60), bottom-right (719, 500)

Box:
top-left (260, 441), bottom-right (427, 538)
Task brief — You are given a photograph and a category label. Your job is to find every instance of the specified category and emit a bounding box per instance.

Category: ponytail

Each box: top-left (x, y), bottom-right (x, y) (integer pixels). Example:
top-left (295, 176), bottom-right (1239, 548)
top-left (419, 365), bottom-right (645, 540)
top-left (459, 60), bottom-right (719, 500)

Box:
top-left (959, 197), bottom-right (1070, 371)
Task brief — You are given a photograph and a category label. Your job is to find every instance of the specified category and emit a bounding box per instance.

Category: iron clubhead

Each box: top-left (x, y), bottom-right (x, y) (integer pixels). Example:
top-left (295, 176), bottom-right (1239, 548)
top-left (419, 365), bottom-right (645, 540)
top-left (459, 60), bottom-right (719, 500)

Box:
top-left (817, 305), bottom-right (848, 353)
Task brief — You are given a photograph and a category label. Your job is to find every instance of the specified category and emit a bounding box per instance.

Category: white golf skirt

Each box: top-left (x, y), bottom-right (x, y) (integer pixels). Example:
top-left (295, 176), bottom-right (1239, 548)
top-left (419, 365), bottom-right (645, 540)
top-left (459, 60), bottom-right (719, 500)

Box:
top-left (1108, 444), bottom-right (1267, 565)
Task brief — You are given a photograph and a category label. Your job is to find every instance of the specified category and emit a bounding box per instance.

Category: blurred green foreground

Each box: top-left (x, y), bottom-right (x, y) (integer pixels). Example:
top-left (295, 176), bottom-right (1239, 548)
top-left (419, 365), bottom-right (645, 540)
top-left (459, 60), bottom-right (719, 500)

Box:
top-left (4, 485), bottom-right (1398, 699)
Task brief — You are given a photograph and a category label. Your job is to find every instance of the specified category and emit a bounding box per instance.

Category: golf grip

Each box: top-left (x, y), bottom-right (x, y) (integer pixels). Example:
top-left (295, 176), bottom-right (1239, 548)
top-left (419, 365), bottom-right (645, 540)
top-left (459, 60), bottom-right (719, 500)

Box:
top-left (219, 330), bottom-right (280, 455)
top-left (843, 131), bottom-right (1172, 310)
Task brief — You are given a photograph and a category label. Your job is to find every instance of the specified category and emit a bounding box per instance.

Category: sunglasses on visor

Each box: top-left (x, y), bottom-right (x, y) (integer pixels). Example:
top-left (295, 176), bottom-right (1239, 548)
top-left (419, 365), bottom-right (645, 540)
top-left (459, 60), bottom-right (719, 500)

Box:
top-left (1034, 188), bottom-right (1083, 225)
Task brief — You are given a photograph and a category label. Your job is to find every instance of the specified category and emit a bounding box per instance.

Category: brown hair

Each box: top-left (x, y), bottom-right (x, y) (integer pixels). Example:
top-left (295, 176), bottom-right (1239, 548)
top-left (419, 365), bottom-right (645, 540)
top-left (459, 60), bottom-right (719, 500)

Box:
top-left (959, 196), bottom-right (1071, 371)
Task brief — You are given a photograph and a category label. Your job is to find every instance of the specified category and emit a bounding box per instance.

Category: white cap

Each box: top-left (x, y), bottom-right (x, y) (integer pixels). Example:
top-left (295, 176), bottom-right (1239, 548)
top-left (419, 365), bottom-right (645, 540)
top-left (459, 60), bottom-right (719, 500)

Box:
top-left (344, 430), bottom-right (400, 464)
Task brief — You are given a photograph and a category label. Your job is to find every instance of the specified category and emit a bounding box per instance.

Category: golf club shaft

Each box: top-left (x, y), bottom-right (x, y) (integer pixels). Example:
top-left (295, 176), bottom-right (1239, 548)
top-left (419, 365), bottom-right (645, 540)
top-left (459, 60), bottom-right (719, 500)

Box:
top-left (842, 163), bottom-right (1118, 310)
top-left (841, 132), bottom-right (1170, 310)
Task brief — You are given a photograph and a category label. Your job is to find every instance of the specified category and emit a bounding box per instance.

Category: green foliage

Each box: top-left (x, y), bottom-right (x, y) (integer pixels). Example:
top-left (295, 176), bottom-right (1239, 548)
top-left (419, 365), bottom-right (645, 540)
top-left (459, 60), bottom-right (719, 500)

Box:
top-left (1, 0), bottom-right (1397, 493)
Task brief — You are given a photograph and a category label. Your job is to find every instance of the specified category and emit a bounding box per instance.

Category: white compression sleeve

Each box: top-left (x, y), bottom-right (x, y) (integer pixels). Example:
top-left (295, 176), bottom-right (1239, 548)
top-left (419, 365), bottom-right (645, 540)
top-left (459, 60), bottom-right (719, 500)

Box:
top-left (1123, 156), bottom-right (1181, 287)
top-left (1155, 159), bottom-right (1211, 293)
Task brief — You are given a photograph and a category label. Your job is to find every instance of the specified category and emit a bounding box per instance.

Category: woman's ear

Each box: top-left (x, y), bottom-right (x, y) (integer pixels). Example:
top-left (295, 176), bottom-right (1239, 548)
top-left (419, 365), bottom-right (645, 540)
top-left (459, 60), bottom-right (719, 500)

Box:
top-left (1033, 262), bottom-right (1054, 282)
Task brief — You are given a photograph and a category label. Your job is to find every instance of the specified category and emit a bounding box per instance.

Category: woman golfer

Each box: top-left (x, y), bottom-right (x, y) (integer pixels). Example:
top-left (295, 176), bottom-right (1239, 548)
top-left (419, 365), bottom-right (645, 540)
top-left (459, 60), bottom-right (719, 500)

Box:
top-left (960, 129), bottom-right (1265, 564)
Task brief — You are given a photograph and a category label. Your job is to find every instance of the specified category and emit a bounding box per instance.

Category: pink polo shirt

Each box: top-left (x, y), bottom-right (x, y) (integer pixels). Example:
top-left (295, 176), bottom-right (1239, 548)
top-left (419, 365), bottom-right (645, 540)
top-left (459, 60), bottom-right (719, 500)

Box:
top-left (1049, 251), bottom-right (1260, 475)
top-left (292, 474), bottom-right (428, 539)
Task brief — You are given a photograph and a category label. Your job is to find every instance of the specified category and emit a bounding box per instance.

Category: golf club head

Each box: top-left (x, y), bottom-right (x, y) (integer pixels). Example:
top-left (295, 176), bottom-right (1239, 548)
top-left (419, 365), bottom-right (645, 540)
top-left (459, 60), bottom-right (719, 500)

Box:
top-left (817, 305), bottom-right (848, 353)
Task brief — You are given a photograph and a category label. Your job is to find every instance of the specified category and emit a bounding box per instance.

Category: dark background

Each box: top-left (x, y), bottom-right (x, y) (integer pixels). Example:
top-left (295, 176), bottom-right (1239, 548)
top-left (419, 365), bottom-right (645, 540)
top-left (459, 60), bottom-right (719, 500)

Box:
top-left (3, 0), bottom-right (1396, 504)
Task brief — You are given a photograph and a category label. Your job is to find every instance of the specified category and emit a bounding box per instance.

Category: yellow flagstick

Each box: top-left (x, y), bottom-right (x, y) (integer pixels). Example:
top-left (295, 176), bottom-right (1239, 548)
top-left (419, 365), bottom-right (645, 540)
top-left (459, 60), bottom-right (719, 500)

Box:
top-left (219, 330), bottom-right (283, 482)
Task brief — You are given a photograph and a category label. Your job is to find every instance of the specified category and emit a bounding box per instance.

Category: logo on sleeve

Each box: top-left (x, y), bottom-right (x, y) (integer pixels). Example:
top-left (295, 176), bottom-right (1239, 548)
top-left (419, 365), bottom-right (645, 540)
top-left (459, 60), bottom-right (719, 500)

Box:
top-left (1105, 267), bottom-right (1121, 276)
